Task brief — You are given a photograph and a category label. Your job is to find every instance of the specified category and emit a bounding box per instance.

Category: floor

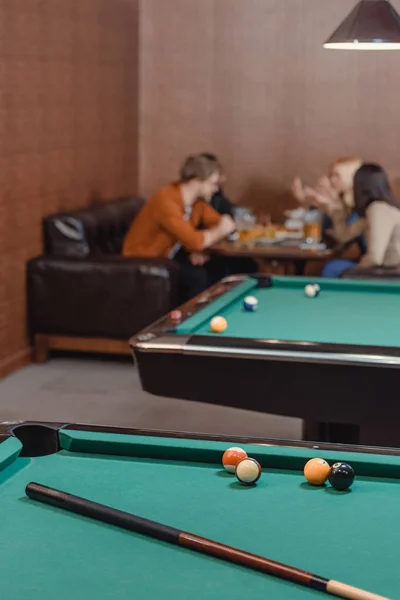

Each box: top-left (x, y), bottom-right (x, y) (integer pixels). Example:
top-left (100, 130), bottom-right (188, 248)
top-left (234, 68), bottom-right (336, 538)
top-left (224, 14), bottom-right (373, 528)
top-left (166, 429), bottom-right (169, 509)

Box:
top-left (0, 354), bottom-right (302, 440)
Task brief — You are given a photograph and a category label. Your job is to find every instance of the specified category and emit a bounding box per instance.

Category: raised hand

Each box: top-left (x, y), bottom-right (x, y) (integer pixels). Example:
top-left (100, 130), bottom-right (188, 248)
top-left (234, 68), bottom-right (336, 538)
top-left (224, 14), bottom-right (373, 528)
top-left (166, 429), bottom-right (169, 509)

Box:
top-left (291, 177), bottom-right (305, 204)
top-left (303, 185), bottom-right (341, 215)
top-left (315, 176), bottom-right (340, 204)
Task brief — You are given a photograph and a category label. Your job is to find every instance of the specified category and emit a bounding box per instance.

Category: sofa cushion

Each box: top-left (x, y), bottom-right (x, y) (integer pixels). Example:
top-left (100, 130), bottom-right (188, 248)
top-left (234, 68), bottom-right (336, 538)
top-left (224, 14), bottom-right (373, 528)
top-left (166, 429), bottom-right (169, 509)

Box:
top-left (43, 196), bottom-right (144, 257)
top-left (27, 255), bottom-right (179, 339)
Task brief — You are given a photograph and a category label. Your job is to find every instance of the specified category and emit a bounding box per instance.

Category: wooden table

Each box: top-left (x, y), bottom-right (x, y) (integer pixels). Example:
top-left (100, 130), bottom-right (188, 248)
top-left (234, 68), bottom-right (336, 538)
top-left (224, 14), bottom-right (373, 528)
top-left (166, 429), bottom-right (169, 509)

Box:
top-left (210, 239), bottom-right (334, 275)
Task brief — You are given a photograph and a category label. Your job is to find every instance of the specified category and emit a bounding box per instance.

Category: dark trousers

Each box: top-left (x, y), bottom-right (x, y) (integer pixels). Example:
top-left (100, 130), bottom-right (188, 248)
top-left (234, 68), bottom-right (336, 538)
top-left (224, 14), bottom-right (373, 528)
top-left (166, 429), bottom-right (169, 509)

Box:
top-left (174, 249), bottom-right (256, 304)
top-left (174, 249), bottom-right (230, 304)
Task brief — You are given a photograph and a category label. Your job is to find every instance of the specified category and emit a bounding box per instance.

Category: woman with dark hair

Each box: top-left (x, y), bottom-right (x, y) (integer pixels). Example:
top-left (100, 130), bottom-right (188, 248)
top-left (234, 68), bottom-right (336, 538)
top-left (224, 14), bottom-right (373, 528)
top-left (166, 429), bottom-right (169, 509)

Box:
top-left (353, 163), bottom-right (400, 268)
top-left (301, 162), bottom-right (400, 275)
top-left (292, 157), bottom-right (367, 277)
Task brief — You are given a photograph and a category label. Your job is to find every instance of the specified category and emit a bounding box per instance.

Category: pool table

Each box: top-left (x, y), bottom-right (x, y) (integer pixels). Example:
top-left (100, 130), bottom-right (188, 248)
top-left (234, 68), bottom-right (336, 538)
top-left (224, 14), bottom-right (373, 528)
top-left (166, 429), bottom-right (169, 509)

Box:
top-left (130, 275), bottom-right (400, 447)
top-left (0, 421), bottom-right (399, 600)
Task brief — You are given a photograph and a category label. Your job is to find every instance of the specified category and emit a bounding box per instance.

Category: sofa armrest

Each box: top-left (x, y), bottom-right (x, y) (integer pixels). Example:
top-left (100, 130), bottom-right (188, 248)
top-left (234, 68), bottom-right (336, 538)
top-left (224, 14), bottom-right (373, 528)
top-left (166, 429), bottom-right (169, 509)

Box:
top-left (27, 256), bottom-right (179, 339)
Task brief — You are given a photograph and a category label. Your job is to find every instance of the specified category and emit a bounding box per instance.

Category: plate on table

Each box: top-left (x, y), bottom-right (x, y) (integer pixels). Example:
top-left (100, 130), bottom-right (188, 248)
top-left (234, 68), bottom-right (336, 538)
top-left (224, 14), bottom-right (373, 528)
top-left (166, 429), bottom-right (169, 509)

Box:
top-left (284, 208), bottom-right (306, 219)
top-left (253, 237), bottom-right (284, 246)
top-left (299, 242), bottom-right (327, 251)
top-left (284, 219), bottom-right (304, 231)
top-left (276, 230), bottom-right (303, 241)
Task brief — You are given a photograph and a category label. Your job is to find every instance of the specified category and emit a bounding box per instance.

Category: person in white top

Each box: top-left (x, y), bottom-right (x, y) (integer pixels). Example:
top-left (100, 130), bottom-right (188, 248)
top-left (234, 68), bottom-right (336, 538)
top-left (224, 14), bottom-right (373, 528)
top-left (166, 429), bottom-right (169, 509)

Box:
top-left (353, 163), bottom-right (400, 269)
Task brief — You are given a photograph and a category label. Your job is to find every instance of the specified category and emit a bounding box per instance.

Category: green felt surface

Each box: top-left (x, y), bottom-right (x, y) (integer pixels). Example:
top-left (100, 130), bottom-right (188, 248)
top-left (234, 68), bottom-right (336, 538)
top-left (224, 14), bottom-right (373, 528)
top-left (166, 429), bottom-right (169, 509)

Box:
top-left (0, 430), bottom-right (399, 599)
top-left (176, 276), bottom-right (400, 347)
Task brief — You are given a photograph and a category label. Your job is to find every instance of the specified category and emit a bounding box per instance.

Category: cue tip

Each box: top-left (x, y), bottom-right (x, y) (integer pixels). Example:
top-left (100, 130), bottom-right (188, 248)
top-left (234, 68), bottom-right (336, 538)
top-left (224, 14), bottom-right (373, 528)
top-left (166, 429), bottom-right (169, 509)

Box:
top-left (327, 579), bottom-right (391, 600)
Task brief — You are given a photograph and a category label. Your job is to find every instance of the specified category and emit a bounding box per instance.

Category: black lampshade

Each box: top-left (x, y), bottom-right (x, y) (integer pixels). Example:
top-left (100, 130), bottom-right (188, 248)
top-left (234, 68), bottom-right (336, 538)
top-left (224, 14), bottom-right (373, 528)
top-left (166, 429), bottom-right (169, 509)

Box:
top-left (324, 0), bottom-right (400, 49)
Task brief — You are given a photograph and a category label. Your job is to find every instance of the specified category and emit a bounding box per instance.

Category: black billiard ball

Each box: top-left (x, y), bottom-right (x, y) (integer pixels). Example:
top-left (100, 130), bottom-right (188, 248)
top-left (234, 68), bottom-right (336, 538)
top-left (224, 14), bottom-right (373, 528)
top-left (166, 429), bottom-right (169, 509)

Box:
top-left (328, 462), bottom-right (355, 491)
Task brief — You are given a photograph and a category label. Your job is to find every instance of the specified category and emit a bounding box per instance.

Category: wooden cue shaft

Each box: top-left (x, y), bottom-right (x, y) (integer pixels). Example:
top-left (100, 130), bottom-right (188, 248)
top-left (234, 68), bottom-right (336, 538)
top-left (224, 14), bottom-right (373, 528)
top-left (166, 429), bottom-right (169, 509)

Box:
top-left (25, 482), bottom-right (390, 600)
top-left (180, 534), bottom-right (389, 600)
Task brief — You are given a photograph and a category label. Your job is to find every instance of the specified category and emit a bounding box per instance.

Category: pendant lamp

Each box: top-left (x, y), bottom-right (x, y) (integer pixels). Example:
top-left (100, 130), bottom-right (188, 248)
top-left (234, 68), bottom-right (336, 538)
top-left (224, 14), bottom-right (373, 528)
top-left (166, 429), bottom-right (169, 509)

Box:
top-left (324, 0), bottom-right (400, 49)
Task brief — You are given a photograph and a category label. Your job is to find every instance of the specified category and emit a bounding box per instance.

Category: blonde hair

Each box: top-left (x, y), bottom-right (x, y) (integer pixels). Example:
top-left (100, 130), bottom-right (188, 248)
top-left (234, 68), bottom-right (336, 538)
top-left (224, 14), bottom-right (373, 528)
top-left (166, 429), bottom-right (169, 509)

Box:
top-left (329, 156), bottom-right (362, 208)
top-left (179, 154), bottom-right (220, 183)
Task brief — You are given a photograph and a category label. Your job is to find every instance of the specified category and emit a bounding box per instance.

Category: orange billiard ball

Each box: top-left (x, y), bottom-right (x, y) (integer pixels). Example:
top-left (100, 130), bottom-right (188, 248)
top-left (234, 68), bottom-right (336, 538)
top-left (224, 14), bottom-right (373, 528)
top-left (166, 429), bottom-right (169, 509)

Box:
top-left (210, 316), bottom-right (227, 333)
top-left (303, 457), bottom-right (331, 486)
top-left (222, 447), bottom-right (248, 473)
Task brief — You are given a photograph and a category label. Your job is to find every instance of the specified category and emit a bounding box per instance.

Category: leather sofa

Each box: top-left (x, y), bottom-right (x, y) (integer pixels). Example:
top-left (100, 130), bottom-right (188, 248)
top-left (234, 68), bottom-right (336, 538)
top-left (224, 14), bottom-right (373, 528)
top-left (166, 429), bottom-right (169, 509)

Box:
top-left (27, 197), bottom-right (179, 362)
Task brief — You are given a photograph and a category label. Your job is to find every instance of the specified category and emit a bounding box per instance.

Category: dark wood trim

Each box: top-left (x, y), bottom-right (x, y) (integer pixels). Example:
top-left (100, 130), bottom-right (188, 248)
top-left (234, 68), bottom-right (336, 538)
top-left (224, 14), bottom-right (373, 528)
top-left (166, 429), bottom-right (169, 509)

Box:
top-left (2, 421), bottom-right (400, 457)
top-left (0, 348), bottom-right (32, 380)
top-left (34, 334), bottom-right (131, 363)
top-left (209, 241), bottom-right (334, 262)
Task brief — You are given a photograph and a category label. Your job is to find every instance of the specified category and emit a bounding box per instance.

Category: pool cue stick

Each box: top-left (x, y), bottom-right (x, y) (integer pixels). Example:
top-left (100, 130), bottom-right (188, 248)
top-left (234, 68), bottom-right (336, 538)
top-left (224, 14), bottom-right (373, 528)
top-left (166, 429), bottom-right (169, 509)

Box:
top-left (25, 482), bottom-right (389, 600)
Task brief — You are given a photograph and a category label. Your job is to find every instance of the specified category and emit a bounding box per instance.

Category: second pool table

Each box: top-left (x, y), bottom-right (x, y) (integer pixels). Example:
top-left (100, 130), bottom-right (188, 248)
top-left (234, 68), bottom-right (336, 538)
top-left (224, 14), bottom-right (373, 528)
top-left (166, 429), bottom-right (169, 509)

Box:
top-left (0, 422), bottom-right (398, 599)
top-left (131, 275), bottom-right (400, 447)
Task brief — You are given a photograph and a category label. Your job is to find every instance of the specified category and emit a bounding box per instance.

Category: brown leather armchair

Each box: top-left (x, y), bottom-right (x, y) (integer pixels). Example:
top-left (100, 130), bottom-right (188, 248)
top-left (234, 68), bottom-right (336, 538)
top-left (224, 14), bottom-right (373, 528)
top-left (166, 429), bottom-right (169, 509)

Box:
top-left (27, 197), bottom-right (179, 361)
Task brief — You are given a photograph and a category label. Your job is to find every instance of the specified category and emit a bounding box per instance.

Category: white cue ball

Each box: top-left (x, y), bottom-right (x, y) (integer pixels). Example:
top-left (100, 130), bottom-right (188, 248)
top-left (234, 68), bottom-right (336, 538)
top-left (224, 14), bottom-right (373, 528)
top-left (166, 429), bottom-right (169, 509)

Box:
top-left (235, 457), bottom-right (262, 486)
top-left (305, 284), bottom-right (317, 298)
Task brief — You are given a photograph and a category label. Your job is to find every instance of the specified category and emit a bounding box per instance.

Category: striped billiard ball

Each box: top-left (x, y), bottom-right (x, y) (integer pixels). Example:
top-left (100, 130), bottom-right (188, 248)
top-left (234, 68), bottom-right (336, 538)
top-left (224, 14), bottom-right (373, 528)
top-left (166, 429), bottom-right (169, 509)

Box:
top-left (305, 284), bottom-right (319, 298)
top-left (243, 296), bottom-right (258, 312)
top-left (222, 447), bottom-right (248, 473)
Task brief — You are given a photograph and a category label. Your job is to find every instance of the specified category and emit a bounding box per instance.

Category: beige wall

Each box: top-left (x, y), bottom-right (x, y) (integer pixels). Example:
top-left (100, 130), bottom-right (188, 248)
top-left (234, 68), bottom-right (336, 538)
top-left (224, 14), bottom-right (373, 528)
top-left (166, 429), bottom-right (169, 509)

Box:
top-left (138, 0), bottom-right (400, 217)
top-left (2, 0), bottom-right (400, 376)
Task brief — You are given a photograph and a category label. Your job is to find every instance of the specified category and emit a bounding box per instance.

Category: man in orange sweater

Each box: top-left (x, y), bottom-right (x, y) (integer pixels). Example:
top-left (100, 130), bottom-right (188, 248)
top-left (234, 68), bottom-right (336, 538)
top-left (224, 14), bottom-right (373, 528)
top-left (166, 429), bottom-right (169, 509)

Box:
top-left (123, 154), bottom-right (236, 301)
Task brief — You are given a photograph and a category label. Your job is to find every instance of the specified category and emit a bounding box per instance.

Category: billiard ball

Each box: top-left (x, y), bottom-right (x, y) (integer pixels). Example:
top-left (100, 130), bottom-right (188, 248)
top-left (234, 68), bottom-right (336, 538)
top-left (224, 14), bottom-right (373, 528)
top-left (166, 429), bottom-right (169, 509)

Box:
top-left (328, 462), bottom-right (355, 491)
top-left (313, 284), bottom-right (320, 293)
top-left (210, 316), bottom-right (227, 333)
top-left (170, 310), bottom-right (182, 322)
top-left (222, 447), bottom-right (248, 473)
top-left (303, 457), bottom-right (330, 486)
top-left (243, 296), bottom-right (258, 312)
top-left (305, 284), bottom-right (319, 298)
top-left (235, 457), bottom-right (262, 486)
